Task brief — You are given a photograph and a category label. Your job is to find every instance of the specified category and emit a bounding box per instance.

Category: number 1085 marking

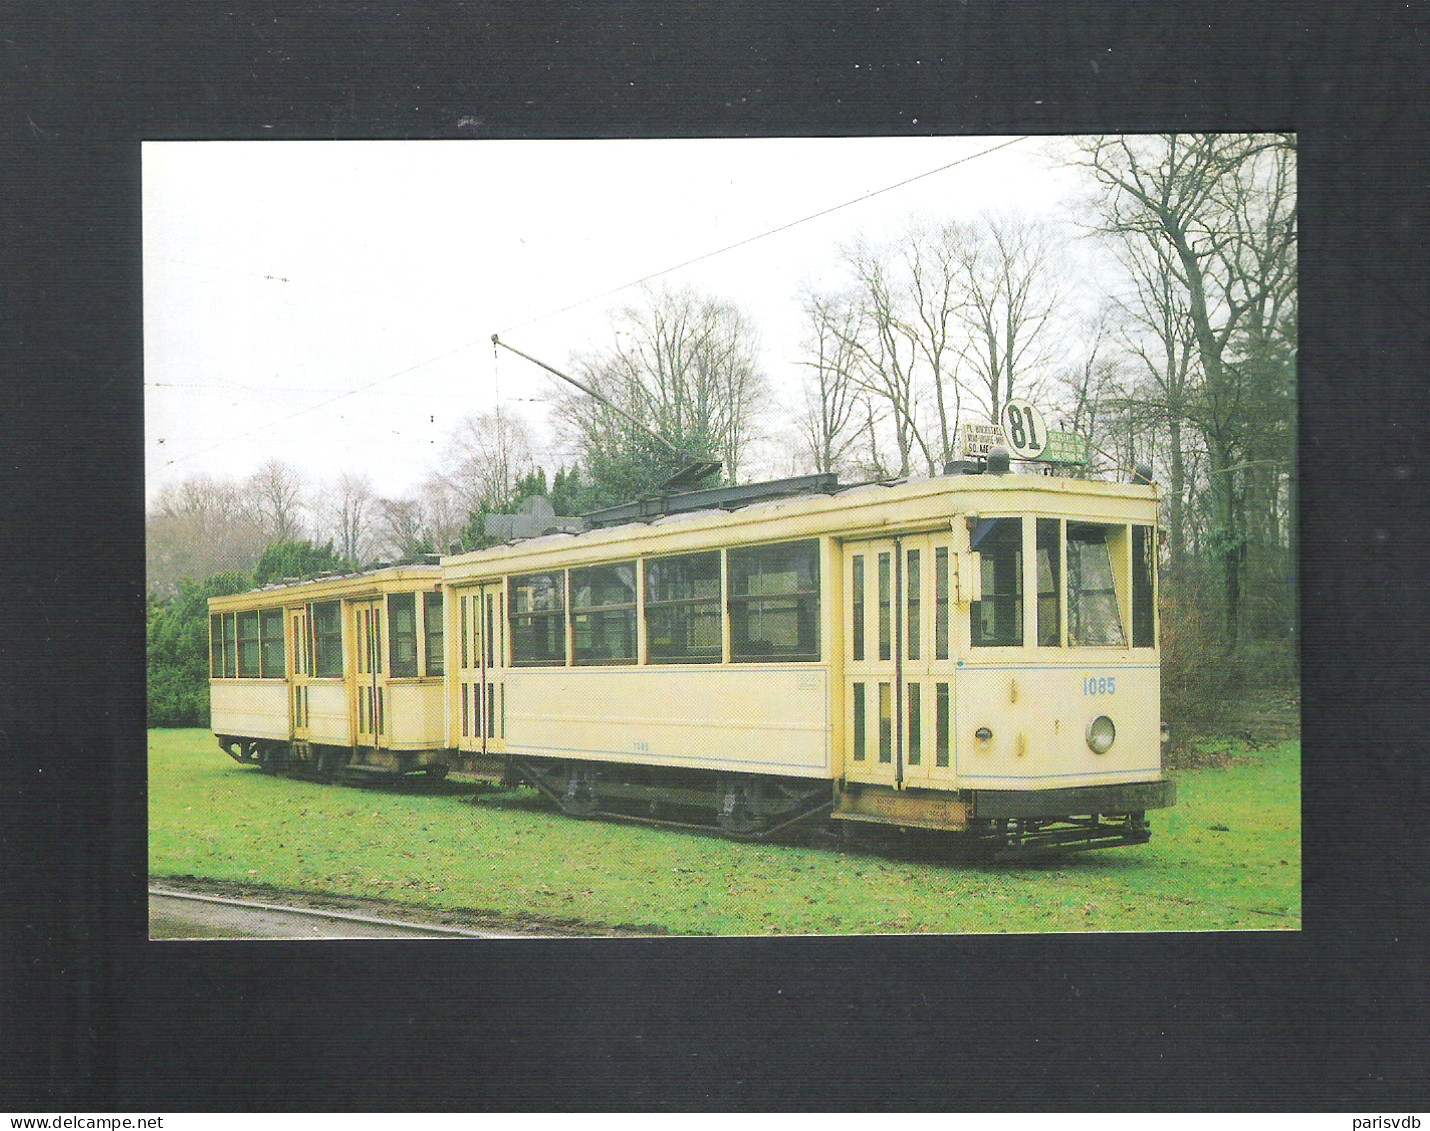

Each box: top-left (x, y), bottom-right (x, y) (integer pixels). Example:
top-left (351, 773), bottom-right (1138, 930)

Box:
top-left (1084, 676), bottom-right (1116, 696)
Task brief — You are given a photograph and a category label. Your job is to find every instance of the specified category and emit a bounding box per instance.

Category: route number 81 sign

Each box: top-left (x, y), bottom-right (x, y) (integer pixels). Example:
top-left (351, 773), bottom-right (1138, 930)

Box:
top-left (999, 399), bottom-right (1049, 460)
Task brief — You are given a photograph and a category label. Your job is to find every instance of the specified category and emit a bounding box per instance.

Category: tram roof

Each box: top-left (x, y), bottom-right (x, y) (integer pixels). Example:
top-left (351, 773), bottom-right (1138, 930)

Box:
top-left (442, 468), bottom-right (1159, 575)
top-left (209, 562), bottom-right (441, 611)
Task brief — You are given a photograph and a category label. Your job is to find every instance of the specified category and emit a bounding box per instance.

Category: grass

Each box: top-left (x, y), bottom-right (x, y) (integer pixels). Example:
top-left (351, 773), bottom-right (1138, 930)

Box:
top-left (149, 728), bottom-right (1300, 935)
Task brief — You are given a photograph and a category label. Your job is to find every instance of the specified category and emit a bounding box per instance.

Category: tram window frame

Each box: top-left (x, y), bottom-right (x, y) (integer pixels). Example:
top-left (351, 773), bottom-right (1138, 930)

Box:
top-left (236, 611), bottom-right (261, 677)
top-left (222, 613), bottom-right (237, 677)
top-left (571, 561), bottom-right (638, 665)
top-left (934, 547), bottom-right (950, 660)
top-left (970, 518), bottom-right (1024, 648)
top-left (510, 571), bottom-right (567, 667)
top-left (1132, 524), bottom-right (1156, 648)
top-left (388, 592), bottom-right (419, 678)
top-left (424, 591), bottom-right (445, 676)
top-left (906, 547), bottom-right (921, 661)
top-left (312, 600), bottom-right (343, 677)
top-left (210, 614), bottom-right (224, 677)
top-left (644, 551), bottom-right (722, 664)
top-left (259, 607), bottom-right (286, 677)
top-left (1067, 522), bottom-right (1127, 648)
top-left (727, 539), bottom-right (821, 663)
top-left (1036, 518), bottom-right (1062, 647)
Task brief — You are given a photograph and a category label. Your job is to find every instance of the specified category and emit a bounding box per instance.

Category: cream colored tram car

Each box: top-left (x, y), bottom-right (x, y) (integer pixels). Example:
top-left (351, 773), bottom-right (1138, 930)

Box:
top-left (440, 469), bottom-right (1175, 853)
top-left (209, 566), bottom-right (449, 778)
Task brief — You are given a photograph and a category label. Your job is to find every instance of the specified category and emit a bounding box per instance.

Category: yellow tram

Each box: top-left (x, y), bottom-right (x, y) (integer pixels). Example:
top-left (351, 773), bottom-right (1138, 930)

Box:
top-left (438, 462), bottom-right (1174, 854)
top-left (208, 565), bottom-right (448, 779)
top-left (209, 459), bottom-right (1175, 855)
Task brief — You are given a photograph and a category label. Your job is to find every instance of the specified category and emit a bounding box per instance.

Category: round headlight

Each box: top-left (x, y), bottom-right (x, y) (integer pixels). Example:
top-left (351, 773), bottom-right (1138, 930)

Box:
top-left (1086, 715), bottom-right (1116, 754)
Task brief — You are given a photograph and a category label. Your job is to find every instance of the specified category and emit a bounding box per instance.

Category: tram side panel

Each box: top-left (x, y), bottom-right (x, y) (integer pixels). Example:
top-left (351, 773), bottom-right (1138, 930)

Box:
top-left (305, 679), bottom-right (351, 747)
top-left (501, 666), bottom-right (832, 778)
top-left (210, 680), bottom-right (289, 741)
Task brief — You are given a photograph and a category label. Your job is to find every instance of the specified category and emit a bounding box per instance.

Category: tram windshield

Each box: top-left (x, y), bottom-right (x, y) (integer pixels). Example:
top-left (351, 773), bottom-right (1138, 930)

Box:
top-left (1067, 523), bottom-right (1126, 647)
top-left (971, 517), bottom-right (1151, 650)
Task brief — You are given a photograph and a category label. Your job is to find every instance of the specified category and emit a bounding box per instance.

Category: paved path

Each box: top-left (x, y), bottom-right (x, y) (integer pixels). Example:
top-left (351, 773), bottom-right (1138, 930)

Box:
top-left (149, 887), bottom-right (533, 940)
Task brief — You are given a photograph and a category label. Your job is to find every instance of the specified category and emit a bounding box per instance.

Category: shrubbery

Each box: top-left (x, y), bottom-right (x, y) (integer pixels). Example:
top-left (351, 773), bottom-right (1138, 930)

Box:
top-left (147, 571), bottom-right (249, 727)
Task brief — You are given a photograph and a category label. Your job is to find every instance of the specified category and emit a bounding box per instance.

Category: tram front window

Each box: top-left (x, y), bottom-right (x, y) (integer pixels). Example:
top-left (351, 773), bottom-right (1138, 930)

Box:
top-left (1068, 523), bottom-right (1126, 647)
top-left (971, 518), bottom-right (1023, 647)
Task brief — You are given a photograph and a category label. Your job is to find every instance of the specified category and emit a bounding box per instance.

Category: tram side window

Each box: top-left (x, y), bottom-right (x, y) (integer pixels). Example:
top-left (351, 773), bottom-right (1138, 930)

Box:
top-left (260, 608), bottom-right (286, 677)
top-left (223, 613), bottom-right (237, 676)
top-left (728, 540), bottom-right (820, 662)
top-left (237, 611), bottom-right (261, 677)
top-left (210, 615), bottom-right (224, 677)
top-left (572, 562), bottom-right (637, 665)
top-left (510, 572), bottom-right (566, 666)
top-left (312, 601), bottom-right (343, 677)
top-left (424, 591), bottom-right (445, 676)
top-left (1068, 523), bottom-right (1127, 647)
top-left (388, 592), bottom-right (419, 677)
top-left (971, 519), bottom-right (1023, 647)
top-left (1036, 518), bottom-right (1061, 646)
top-left (1132, 524), bottom-right (1156, 648)
top-left (646, 551), bottom-right (722, 663)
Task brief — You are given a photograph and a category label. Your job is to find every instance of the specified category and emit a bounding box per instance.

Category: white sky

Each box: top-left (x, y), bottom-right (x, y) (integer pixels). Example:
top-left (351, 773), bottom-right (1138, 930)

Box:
top-left (143, 136), bottom-right (1108, 506)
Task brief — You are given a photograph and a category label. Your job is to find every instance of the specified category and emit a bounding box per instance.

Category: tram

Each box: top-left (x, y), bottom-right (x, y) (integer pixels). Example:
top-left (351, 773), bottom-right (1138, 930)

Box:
top-left (438, 454), bottom-right (1174, 855)
top-left (209, 445), bottom-right (1175, 857)
top-left (208, 565), bottom-right (448, 779)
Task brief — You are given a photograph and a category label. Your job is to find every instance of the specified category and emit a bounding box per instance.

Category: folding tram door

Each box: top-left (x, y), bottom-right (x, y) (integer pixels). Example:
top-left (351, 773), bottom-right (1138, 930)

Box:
top-left (353, 598), bottom-right (386, 749)
top-left (457, 583), bottom-right (506, 758)
top-left (288, 605), bottom-right (311, 744)
top-left (842, 532), bottom-right (960, 795)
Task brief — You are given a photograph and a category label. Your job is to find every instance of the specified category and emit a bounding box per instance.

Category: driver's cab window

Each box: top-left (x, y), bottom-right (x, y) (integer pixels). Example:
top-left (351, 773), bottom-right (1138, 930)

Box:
top-left (970, 518), bottom-right (1023, 647)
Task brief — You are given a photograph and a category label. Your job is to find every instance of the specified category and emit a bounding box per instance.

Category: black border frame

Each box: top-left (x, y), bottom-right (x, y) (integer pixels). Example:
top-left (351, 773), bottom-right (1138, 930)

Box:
top-left (4, 0), bottom-right (1427, 1109)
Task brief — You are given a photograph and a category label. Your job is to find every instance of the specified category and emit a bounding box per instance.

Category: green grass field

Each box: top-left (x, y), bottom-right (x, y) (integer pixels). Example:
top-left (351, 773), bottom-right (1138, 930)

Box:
top-left (149, 728), bottom-right (1300, 934)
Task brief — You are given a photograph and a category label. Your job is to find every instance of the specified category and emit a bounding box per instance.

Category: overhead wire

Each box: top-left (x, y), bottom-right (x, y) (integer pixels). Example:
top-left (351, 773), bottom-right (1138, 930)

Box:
top-left (496, 135), bottom-right (1032, 336)
top-left (160, 136), bottom-right (1032, 470)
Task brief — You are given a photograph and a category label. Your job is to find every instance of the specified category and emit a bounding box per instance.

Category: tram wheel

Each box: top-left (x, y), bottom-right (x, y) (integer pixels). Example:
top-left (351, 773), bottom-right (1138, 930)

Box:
top-left (716, 775), bottom-right (770, 837)
top-left (560, 763), bottom-right (599, 816)
top-left (257, 743), bottom-right (288, 775)
top-left (314, 746), bottom-right (349, 781)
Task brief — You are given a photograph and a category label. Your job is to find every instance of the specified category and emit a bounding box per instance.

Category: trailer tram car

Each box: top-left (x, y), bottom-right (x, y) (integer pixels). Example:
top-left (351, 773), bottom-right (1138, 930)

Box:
top-left (438, 461), bottom-right (1175, 856)
top-left (209, 566), bottom-right (449, 780)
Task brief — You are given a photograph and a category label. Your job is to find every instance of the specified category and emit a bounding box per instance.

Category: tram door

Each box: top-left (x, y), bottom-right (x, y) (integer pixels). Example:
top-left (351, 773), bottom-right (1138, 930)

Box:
top-left (289, 605), bottom-right (311, 742)
top-left (353, 598), bottom-right (387, 748)
top-left (843, 533), bottom-right (959, 789)
top-left (458, 583), bottom-right (506, 754)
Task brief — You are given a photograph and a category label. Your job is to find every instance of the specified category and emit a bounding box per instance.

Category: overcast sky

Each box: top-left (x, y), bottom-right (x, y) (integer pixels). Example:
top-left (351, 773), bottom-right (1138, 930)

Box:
top-left (143, 135), bottom-right (1108, 506)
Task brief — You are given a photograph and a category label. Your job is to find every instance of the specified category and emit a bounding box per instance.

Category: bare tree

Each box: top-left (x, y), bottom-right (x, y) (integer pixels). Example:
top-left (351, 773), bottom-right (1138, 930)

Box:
top-left (552, 287), bottom-right (768, 502)
top-left (375, 496), bottom-right (430, 562)
top-left (954, 213), bottom-right (1060, 424)
top-left (1113, 232), bottom-right (1200, 573)
top-left (246, 458), bottom-right (308, 542)
top-left (440, 408), bottom-right (536, 516)
top-left (901, 220), bottom-right (967, 467)
top-left (1080, 133), bottom-right (1297, 647)
top-left (836, 241), bottom-right (932, 476)
top-left (321, 471), bottom-right (375, 568)
top-left (796, 289), bottom-right (868, 475)
top-left (417, 473), bottom-right (466, 553)
top-left (146, 474), bottom-right (268, 597)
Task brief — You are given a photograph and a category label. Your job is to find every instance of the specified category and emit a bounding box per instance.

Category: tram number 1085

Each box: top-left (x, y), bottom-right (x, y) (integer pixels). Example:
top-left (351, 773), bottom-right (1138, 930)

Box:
top-left (1084, 676), bottom-right (1117, 696)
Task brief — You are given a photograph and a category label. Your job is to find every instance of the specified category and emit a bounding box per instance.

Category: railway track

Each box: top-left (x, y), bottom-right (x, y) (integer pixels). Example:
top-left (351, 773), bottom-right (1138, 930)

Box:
top-left (148, 886), bottom-right (549, 940)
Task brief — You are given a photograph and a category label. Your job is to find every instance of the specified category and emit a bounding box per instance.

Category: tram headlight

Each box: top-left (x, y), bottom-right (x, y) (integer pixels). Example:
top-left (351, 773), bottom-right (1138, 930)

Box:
top-left (1086, 715), bottom-right (1116, 754)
